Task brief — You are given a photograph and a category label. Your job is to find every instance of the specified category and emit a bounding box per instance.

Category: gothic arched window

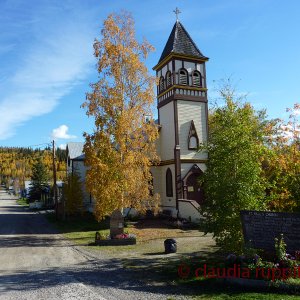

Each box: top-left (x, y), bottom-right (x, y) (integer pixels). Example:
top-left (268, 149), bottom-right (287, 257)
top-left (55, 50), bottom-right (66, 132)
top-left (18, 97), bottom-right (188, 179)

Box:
top-left (166, 168), bottom-right (173, 197)
top-left (159, 76), bottom-right (165, 92)
top-left (165, 71), bottom-right (172, 87)
top-left (179, 69), bottom-right (188, 85)
top-left (192, 71), bottom-right (202, 87)
top-left (188, 120), bottom-right (199, 150)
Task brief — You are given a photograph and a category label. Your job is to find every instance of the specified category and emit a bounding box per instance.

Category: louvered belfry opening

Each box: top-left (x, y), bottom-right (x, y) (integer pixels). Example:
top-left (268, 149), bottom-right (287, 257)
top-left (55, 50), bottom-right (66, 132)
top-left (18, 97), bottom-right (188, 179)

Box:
top-left (166, 71), bottom-right (172, 87)
top-left (159, 76), bottom-right (165, 92)
top-left (179, 69), bottom-right (188, 85)
top-left (192, 71), bottom-right (202, 87)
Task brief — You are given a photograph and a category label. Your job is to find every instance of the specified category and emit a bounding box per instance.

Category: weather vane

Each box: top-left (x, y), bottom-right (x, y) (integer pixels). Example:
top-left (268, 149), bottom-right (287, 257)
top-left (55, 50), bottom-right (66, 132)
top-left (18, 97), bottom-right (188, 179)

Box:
top-left (173, 7), bottom-right (181, 21)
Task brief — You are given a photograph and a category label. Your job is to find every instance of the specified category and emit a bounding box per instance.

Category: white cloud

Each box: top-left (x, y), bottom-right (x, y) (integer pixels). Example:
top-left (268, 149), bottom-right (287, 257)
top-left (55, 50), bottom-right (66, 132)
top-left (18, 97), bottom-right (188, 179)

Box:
top-left (0, 3), bottom-right (95, 140)
top-left (58, 143), bottom-right (67, 150)
top-left (51, 125), bottom-right (76, 140)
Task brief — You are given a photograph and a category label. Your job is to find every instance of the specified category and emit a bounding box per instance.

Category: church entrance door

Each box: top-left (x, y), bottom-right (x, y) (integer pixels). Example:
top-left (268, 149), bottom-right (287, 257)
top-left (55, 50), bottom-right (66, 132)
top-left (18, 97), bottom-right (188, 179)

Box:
top-left (186, 173), bottom-right (204, 204)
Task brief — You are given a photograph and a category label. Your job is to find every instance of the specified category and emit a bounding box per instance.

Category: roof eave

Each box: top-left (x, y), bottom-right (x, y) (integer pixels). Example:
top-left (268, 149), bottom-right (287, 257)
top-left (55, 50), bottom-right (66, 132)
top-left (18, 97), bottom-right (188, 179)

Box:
top-left (153, 52), bottom-right (209, 71)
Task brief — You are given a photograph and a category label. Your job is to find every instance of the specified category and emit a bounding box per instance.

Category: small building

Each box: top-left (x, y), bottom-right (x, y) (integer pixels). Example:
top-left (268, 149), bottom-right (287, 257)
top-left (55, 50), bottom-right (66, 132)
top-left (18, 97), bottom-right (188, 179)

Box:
top-left (66, 142), bottom-right (93, 212)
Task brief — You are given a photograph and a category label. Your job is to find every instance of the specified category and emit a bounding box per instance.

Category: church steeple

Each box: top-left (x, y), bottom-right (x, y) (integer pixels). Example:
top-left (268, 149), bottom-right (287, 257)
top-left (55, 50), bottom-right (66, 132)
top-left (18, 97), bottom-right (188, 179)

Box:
top-left (157, 21), bottom-right (208, 65)
top-left (153, 17), bottom-right (209, 209)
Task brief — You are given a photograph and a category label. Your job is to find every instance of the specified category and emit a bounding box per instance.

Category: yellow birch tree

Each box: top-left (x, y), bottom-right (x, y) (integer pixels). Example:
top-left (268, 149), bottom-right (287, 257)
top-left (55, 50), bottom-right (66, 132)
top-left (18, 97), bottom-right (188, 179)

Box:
top-left (82, 11), bottom-right (159, 220)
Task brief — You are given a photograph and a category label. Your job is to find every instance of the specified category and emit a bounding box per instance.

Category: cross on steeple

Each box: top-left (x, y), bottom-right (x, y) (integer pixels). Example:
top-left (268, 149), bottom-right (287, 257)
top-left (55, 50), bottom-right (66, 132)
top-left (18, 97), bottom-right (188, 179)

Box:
top-left (173, 7), bottom-right (181, 21)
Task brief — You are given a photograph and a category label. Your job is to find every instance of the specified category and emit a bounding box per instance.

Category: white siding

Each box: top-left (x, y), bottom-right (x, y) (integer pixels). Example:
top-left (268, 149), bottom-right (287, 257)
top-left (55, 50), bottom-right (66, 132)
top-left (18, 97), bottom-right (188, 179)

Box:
top-left (161, 64), bottom-right (168, 77)
top-left (72, 160), bottom-right (90, 205)
top-left (178, 200), bottom-right (201, 223)
top-left (159, 102), bottom-right (175, 161)
top-left (175, 60), bottom-right (182, 72)
top-left (183, 61), bottom-right (194, 73)
top-left (177, 100), bottom-right (208, 159)
top-left (73, 161), bottom-right (86, 181)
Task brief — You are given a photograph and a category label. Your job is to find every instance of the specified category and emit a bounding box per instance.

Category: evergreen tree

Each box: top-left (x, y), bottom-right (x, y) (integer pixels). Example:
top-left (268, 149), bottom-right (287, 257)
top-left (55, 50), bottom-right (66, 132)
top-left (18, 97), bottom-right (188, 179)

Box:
top-left (63, 171), bottom-right (84, 217)
top-left (28, 158), bottom-right (49, 202)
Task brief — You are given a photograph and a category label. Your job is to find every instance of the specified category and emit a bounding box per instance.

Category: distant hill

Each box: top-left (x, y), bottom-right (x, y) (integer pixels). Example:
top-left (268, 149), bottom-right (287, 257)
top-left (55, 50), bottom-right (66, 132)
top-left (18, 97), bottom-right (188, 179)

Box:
top-left (0, 147), bottom-right (66, 190)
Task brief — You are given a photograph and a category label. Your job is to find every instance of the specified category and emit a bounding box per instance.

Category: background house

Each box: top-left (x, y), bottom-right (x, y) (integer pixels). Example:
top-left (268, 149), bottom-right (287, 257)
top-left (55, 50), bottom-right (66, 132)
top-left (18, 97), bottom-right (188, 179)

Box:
top-left (66, 142), bottom-right (93, 212)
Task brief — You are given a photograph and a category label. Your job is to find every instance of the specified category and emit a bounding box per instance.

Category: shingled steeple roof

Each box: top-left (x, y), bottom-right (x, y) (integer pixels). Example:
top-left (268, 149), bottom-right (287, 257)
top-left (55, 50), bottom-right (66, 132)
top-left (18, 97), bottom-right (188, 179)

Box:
top-left (157, 21), bottom-right (208, 65)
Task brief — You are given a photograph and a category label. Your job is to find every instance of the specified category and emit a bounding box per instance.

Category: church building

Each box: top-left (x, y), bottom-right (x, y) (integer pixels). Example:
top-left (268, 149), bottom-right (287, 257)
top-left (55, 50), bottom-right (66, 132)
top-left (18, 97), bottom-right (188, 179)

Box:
top-left (151, 18), bottom-right (209, 222)
top-left (66, 16), bottom-right (209, 222)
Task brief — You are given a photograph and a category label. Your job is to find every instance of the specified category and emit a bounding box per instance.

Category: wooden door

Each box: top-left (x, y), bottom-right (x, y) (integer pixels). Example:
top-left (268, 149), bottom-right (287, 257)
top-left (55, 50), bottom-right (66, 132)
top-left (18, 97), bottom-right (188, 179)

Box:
top-left (186, 173), bottom-right (204, 204)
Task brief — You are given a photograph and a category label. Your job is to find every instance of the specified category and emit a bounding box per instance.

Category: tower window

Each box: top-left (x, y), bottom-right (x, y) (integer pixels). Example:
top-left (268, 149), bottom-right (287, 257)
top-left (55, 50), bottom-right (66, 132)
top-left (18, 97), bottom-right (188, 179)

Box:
top-left (179, 69), bottom-right (188, 85)
top-left (192, 71), bottom-right (202, 87)
top-left (159, 76), bottom-right (165, 92)
top-left (165, 71), bottom-right (172, 87)
top-left (188, 120), bottom-right (199, 150)
top-left (166, 168), bottom-right (173, 197)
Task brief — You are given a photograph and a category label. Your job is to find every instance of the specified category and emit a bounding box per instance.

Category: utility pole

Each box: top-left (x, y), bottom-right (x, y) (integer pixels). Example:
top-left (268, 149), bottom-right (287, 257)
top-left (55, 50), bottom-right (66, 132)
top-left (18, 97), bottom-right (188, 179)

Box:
top-left (52, 140), bottom-right (58, 219)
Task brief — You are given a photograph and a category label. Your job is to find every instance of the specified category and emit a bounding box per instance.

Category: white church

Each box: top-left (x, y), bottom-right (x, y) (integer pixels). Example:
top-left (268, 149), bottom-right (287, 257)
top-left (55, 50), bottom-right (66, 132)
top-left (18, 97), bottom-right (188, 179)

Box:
top-left (66, 18), bottom-right (208, 222)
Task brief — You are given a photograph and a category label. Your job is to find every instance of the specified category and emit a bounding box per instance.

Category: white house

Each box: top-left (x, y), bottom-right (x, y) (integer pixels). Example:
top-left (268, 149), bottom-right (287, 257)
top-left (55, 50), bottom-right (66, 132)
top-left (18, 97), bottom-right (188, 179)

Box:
top-left (67, 19), bottom-right (208, 222)
top-left (66, 142), bottom-right (93, 212)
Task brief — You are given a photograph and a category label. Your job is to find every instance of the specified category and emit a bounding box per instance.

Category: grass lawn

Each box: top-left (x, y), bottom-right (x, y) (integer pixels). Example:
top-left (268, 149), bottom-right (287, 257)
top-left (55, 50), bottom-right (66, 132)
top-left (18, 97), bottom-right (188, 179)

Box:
top-left (16, 197), bottom-right (29, 207)
top-left (46, 212), bottom-right (300, 299)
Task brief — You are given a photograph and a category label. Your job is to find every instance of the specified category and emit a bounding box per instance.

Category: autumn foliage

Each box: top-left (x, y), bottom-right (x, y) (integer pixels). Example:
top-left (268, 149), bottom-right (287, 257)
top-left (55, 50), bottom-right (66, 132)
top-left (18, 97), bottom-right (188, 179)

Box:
top-left (0, 147), bottom-right (66, 191)
top-left (82, 12), bottom-right (159, 220)
top-left (263, 103), bottom-right (300, 211)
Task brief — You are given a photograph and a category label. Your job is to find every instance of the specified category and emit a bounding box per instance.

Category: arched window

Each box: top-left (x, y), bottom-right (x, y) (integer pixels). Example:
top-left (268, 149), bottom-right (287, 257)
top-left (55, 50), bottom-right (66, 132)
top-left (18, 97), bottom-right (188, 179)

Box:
top-left (179, 69), bottom-right (188, 85)
top-left (188, 120), bottom-right (199, 150)
top-left (192, 71), bottom-right (202, 87)
top-left (159, 76), bottom-right (165, 92)
top-left (165, 71), bottom-right (172, 87)
top-left (166, 168), bottom-right (173, 197)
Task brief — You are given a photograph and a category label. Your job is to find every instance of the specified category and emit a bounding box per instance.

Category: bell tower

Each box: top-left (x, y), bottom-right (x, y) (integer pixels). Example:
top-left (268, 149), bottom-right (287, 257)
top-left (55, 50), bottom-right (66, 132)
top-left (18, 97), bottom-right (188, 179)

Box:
top-left (153, 13), bottom-right (209, 213)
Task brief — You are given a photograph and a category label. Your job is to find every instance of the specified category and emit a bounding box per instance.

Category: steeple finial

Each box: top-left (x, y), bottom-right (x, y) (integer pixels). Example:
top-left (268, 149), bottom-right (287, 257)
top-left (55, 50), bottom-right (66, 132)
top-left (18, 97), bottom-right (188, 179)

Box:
top-left (173, 7), bottom-right (181, 21)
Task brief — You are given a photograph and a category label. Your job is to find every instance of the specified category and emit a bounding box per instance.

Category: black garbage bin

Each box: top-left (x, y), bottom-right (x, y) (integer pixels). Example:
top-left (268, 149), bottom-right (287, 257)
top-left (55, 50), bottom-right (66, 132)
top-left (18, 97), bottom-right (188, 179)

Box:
top-left (164, 238), bottom-right (177, 254)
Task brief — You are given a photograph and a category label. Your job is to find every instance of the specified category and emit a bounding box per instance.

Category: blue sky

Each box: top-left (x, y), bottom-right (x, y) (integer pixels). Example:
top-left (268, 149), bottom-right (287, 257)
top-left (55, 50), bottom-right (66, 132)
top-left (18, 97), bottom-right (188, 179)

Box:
top-left (0, 0), bottom-right (299, 148)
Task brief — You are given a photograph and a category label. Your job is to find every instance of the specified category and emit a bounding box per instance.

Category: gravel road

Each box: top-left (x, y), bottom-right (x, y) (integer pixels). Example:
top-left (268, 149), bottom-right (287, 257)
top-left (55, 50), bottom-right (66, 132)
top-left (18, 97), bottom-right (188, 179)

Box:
top-left (0, 188), bottom-right (189, 300)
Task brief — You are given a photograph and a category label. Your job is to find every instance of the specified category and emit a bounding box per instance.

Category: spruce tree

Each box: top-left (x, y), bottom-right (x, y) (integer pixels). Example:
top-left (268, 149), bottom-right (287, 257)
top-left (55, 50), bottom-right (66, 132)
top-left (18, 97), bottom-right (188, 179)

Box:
top-left (28, 158), bottom-right (49, 202)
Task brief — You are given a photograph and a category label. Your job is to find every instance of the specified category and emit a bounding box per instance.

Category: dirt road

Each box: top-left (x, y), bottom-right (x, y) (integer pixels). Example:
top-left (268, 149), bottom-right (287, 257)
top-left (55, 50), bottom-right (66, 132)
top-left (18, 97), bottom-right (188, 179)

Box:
top-left (0, 188), bottom-right (187, 300)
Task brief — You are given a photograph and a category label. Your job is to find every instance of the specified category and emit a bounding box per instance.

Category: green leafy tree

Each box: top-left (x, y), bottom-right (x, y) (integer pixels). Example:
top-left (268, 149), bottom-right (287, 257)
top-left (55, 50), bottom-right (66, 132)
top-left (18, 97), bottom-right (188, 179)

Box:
top-left (201, 81), bottom-right (269, 252)
top-left (28, 158), bottom-right (49, 202)
top-left (63, 171), bottom-right (84, 217)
